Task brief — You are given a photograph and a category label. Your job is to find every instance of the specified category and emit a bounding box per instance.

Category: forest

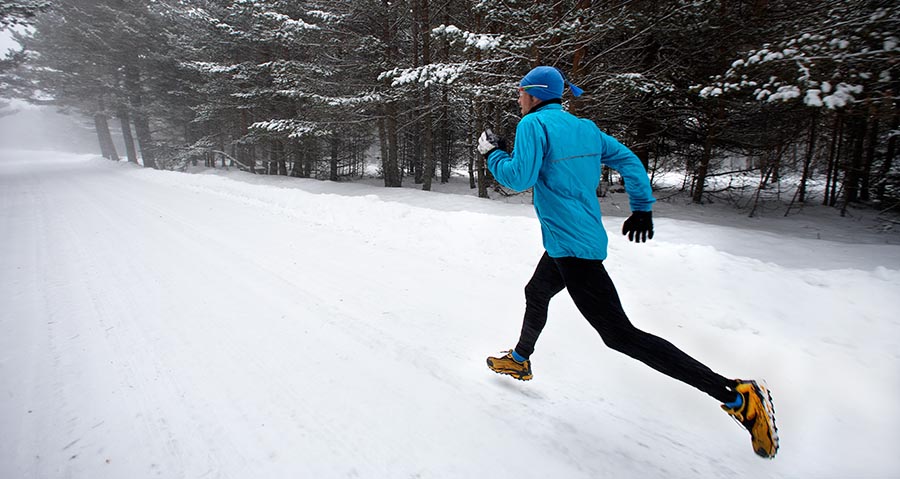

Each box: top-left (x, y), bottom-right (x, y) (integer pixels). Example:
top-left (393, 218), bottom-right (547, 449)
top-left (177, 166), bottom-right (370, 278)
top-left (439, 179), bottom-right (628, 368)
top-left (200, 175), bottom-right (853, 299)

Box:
top-left (1, 0), bottom-right (898, 215)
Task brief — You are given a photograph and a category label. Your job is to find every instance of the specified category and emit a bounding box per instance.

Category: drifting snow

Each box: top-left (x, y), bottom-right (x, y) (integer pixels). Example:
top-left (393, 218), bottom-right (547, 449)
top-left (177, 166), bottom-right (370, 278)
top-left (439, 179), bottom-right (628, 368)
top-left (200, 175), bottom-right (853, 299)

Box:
top-left (1, 150), bottom-right (899, 478)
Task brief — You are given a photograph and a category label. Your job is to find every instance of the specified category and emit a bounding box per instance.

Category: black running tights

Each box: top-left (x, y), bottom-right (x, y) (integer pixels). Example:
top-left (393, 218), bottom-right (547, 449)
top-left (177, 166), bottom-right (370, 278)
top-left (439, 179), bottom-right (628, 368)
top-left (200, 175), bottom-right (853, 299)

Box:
top-left (514, 252), bottom-right (737, 403)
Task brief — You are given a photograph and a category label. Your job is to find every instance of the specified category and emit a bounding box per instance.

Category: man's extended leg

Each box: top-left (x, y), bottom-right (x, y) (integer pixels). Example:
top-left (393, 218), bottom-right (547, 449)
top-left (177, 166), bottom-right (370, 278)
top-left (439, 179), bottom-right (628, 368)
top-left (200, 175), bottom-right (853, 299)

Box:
top-left (554, 256), bottom-right (736, 402)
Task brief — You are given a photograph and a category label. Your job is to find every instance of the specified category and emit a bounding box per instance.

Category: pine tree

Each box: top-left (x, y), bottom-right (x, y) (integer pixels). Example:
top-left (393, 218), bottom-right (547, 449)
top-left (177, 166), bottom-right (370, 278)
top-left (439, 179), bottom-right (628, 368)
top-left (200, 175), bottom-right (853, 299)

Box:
top-left (0, 0), bottom-right (48, 28)
top-left (16, 0), bottom-right (178, 168)
top-left (700, 1), bottom-right (900, 209)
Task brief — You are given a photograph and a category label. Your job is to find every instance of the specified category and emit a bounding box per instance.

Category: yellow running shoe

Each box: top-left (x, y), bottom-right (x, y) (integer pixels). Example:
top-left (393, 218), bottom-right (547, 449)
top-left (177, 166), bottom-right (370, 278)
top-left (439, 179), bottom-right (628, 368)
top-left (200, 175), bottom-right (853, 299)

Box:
top-left (723, 379), bottom-right (779, 458)
top-left (486, 350), bottom-right (533, 381)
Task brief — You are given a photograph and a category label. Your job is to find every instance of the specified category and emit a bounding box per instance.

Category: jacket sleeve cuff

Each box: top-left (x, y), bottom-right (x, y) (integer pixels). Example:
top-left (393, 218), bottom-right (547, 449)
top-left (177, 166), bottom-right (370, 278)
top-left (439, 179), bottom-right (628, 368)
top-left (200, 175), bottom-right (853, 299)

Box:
top-left (484, 148), bottom-right (503, 171)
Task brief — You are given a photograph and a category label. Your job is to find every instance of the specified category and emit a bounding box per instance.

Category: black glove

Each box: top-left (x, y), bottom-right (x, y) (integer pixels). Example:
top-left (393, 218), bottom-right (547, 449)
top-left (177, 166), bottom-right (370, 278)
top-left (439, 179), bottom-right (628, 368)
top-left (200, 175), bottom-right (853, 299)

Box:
top-left (496, 137), bottom-right (507, 152)
top-left (622, 211), bottom-right (654, 243)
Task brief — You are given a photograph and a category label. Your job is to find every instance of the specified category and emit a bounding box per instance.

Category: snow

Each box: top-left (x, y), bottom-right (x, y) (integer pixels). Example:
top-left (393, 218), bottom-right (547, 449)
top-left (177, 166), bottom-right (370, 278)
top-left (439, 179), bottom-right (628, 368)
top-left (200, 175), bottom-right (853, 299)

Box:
top-left (1, 149), bottom-right (899, 478)
top-left (260, 11), bottom-right (319, 32)
top-left (181, 61), bottom-right (240, 74)
top-left (433, 24), bottom-right (502, 51)
top-left (0, 28), bottom-right (22, 55)
top-left (767, 85), bottom-right (801, 102)
top-left (822, 83), bottom-right (864, 109)
top-left (803, 89), bottom-right (823, 107)
top-left (699, 86), bottom-right (722, 98)
top-left (249, 118), bottom-right (339, 137)
top-left (380, 63), bottom-right (469, 88)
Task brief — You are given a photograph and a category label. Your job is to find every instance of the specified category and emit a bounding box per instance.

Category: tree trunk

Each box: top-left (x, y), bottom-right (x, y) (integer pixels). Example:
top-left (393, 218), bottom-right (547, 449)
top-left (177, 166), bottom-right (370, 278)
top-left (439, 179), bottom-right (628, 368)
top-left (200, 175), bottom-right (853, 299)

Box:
top-left (420, 0), bottom-right (434, 191)
top-left (440, 87), bottom-right (451, 183)
top-left (330, 135), bottom-right (339, 182)
top-left (633, 115), bottom-right (655, 172)
top-left (476, 101), bottom-right (489, 198)
top-left (378, 116), bottom-right (388, 180)
top-left (440, 7), bottom-right (452, 184)
top-left (124, 64), bottom-right (156, 169)
top-left (843, 115), bottom-right (867, 204)
top-left (274, 139), bottom-right (287, 176)
top-left (632, 37), bottom-right (660, 171)
top-left (568, 0), bottom-right (591, 116)
top-left (218, 134), bottom-right (226, 167)
top-left (94, 110), bottom-right (119, 161)
top-left (692, 108), bottom-right (720, 204)
top-left (409, 0), bottom-right (423, 185)
top-left (304, 137), bottom-right (317, 178)
top-left (693, 143), bottom-right (713, 203)
top-left (528, 0), bottom-right (540, 68)
top-left (117, 106), bottom-right (138, 164)
top-left (383, 103), bottom-right (401, 187)
top-left (266, 141), bottom-right (276, 175)
top-left (798, 111), bottom-right (817, 203)
top-left (380, 0), bottom-right (401, 187)
top-left (291, 140), bottom-right (303, 177)
top-left (829, 124), bottom-right (842, 207)
top-left (238, 111), bottom-right (252, 173)
top-left (468, 102), bottom-right (476, 189)
top-left (823, 114), bottom-right (842, 206)
top-left (860, 112), bottom-right (878, 202)
top-left (876, 112), bottom-right (897, 203)
top-left (422, 103), bottom-right (434, 189)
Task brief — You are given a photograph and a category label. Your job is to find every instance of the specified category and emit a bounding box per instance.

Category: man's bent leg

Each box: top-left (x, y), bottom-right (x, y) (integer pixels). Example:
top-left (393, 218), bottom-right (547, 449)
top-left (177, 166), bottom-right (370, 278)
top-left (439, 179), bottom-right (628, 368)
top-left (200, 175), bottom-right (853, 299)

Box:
top-left (515, 252), bottom-right (566, 358)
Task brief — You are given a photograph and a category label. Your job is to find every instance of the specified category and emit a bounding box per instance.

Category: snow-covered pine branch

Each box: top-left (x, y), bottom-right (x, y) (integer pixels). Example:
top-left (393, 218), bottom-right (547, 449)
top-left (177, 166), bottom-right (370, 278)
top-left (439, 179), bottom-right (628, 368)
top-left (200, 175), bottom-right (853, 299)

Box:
top-left (698, 4), bottom-right (899, 110)
top-left (378, 62), bottom-right (469, 88)
top-left (432, 25), bottom-right (503, 52)
top-left (249, 119), bottom-right (332, 138)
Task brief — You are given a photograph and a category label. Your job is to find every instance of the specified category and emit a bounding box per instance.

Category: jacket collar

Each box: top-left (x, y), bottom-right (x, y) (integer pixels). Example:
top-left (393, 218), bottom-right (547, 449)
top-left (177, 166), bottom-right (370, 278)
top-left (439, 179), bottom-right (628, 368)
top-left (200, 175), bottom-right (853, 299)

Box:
top-left (526, 98), bottom-right (562, 116)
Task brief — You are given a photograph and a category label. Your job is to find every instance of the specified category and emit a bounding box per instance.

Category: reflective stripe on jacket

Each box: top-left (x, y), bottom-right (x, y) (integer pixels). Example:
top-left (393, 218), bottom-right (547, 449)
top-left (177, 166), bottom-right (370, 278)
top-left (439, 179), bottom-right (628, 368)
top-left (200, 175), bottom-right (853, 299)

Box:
top-left (486, 103), bottom-right (655, 260)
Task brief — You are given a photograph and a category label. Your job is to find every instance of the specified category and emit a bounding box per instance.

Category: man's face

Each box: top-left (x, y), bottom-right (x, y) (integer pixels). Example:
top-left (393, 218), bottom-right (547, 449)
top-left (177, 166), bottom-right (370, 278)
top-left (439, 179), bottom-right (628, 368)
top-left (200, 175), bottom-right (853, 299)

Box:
top-left (518, 89), bottom-right (540, 116)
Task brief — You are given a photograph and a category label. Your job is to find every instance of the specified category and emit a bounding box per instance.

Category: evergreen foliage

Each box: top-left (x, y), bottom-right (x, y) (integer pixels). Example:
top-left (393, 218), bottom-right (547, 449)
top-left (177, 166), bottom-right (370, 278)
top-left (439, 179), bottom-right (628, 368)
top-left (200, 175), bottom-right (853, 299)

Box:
top-left (4, 0), bottom-right (898, 212)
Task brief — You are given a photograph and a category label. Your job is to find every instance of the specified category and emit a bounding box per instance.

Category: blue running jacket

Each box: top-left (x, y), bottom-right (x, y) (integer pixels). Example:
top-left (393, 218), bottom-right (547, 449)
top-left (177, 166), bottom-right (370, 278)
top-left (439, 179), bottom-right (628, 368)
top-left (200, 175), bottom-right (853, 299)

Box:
top-left (486, 103), bottom-right (655, 260)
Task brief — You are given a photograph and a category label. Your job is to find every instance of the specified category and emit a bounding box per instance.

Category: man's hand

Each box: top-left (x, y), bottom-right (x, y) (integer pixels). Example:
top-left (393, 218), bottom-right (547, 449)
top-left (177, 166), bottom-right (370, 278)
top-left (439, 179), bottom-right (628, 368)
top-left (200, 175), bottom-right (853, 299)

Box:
top-left (477, 129), bottom-right (507, 155)
top-left (622, 211), bottom-right (654, 243)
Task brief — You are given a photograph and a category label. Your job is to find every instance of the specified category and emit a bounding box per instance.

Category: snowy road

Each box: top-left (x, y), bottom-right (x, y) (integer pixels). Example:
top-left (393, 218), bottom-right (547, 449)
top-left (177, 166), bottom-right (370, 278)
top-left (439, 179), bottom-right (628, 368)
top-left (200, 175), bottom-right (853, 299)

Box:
top-left (2, 151), bottom-right (899, 478)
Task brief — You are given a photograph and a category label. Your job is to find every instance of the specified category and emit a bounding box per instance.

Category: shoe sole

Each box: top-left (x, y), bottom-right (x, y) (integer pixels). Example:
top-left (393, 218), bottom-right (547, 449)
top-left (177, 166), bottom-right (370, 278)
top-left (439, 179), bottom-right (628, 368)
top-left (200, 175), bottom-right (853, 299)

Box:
top-left (725, 379), bottom-right (780, 459)
top-left (486, 359), bottom-right (533, 381)
top-left (753, 380), bottom-right (779, 458)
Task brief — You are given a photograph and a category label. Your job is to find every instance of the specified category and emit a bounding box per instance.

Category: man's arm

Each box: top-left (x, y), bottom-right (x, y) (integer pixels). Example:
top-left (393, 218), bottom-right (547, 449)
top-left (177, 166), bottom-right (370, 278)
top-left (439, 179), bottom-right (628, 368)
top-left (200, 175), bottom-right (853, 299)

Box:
top-left (599, 130), bottom-right (655, 242)
top-left (485, 118), bottom-right (546, 192)
top-left (598, 131), bottom-right (656, 212)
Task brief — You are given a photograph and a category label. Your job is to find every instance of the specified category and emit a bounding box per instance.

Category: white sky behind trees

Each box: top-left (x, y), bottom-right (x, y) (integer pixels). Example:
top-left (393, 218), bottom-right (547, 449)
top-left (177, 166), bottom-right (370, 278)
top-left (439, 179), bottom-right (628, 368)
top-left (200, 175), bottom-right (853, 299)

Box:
top-left (0, 27), bottom-right (22, 54)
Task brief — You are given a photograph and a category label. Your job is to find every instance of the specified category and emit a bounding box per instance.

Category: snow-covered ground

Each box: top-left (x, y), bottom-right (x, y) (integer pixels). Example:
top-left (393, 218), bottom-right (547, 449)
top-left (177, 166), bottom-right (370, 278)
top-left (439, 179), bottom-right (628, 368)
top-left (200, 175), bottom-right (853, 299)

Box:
top-left (1, 149), bottom-right (898, 478)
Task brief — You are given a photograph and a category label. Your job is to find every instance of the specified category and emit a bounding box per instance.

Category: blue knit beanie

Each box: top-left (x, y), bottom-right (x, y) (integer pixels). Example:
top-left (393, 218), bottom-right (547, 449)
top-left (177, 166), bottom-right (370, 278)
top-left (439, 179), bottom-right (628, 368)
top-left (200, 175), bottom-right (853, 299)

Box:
top-left (519, 66), bottom-right (584, 100)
